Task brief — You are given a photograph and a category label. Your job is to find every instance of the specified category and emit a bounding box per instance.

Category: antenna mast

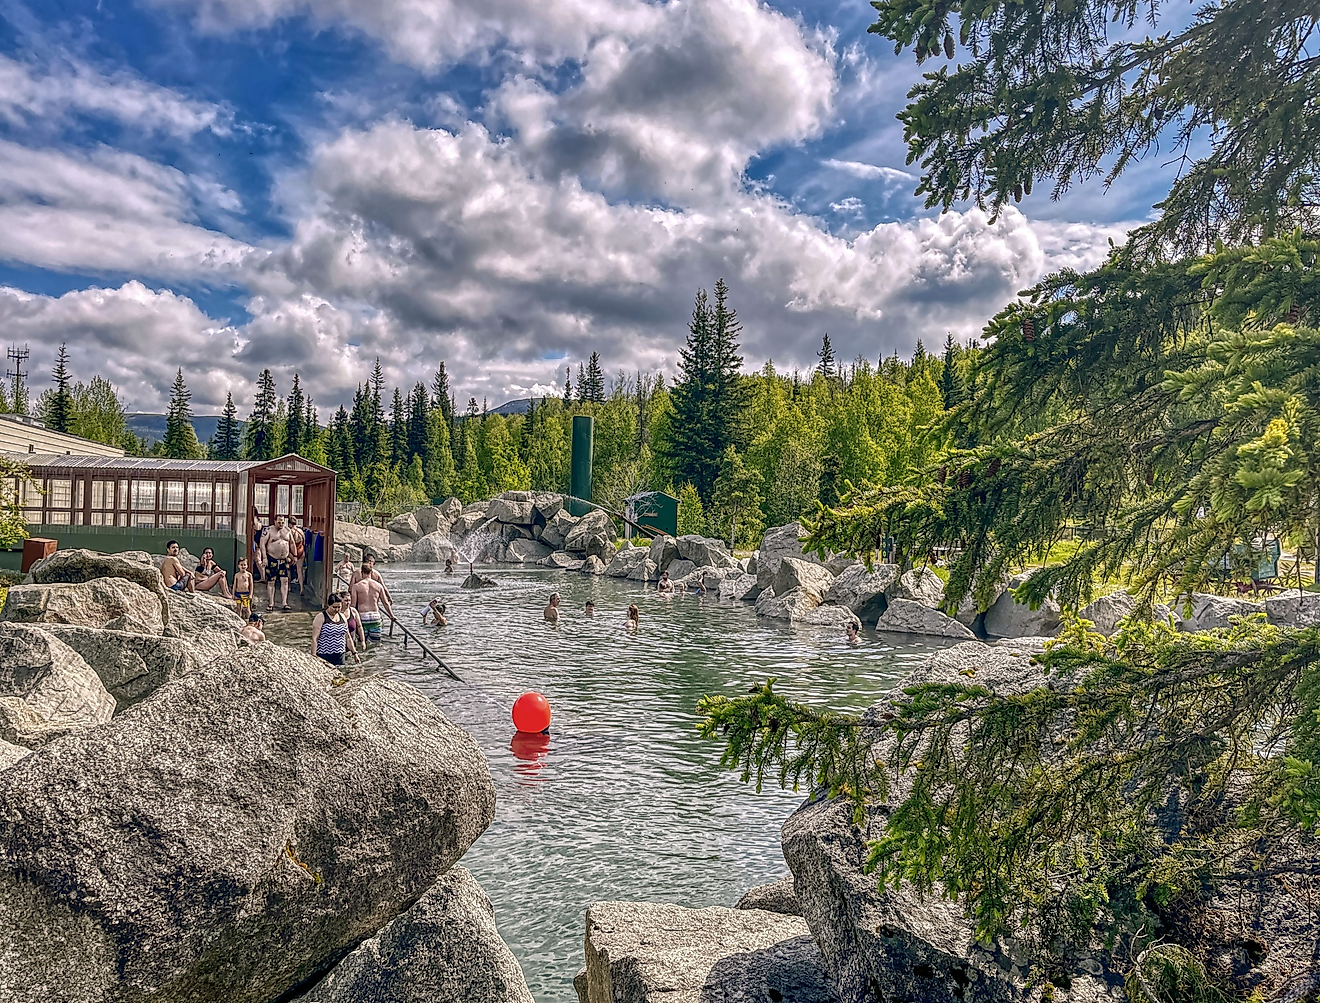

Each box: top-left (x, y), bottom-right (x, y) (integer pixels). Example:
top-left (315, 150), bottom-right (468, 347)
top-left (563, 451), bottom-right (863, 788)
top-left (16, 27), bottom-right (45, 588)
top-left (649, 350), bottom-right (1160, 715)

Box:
top-left (6, 344), bottom-right (29, 415)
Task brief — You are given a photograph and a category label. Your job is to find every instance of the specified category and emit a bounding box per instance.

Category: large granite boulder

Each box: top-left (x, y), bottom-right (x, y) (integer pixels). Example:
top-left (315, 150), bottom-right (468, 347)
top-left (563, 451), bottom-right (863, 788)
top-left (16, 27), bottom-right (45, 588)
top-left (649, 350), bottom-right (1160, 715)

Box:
top-left (0, 738), bottom-right (30, 770)
top-left (673, 566), bottom-right (740, 590)
top-left (1177, 593), bottom-right (1263, 632)
top-left (605, 545), bottom-right (652, 578)
top-left (369, 543), bottom-right (413, 564)
top-left (735, 875), bottom-right (802, 916)
top-left (299, 867), bottom-right (533, 1003)
top-left (648, 536), bottom-right (679, 572)
top-left (580, 555), bottom-right (607, 575)
top-left (413, 506), bottom-right (448, 537)
top-left (982, 574), bottom-right (1061, 639)
top-left (539, 509), bottom-right (579, 551)
top-left (0, 645), bottom-right (495, 1003)
top-left (1265, 590), bottom-right (1320, 628)
top-left (884, 567), bottom-right (945, 609)
top-left (719, 573), bottom-right (759, 601)
top-left (664, 558), bottom-right (696, 582)
top-left (504, 539), bottom-right (553, 564)
top-left (580, 902), bottom-right (834, 1003)
top-left (438, 497), bottom-right (463, 521)
top-left (531, 493), bottom-right (565, 523)
top-left (565, 510), bottom-right (617, 560)
top-left (538, 552), bottom-right (584, 571)
top-left (674, 535), bottom-right (740, 570)
top-left (783, 642), bottom-right (1117, 1003)
top-left (334, 521), bottom-right (391, 551)
top-left (627, 558), bottom-right (659, 583)
top-left (0, 623), bottom-right (115, 747)
top-left (3, 579), bottom-right (166, 635)
top-left (755, 522), bottom-right (826, 595)
top-left (488, 497), bottom-right (535, 526)
top-left (36, 625), bottom-right (198, 710)
top-left (26, 548), bottom-right (164, 598)
top-left (874, 598), bottom-right (974, 639)
top-left (450, 510), bottom-right (491, 538)
top-left (755, 586), bottom-right (858, 626)
top-left (823, 564), bottom-right (899, 623)
top-left (772, 557), bottom-right (835, 602)
top-left (160, 591), bottom-right (244, 663)
top-left (411, 532), bottom-right (459, 564)
top-left (387, 512), bottom-right (422, 543)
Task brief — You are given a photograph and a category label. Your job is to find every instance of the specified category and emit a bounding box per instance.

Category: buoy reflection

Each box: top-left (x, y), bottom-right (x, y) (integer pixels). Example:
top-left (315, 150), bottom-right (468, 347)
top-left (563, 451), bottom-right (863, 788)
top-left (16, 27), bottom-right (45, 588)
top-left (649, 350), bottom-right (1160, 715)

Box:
top-left (509, 731), bottom-right (551, 784)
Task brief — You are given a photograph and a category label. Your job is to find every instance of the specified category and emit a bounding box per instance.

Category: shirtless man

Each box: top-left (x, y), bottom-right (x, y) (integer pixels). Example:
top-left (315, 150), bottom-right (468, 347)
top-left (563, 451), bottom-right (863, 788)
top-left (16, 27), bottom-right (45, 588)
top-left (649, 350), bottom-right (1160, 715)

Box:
top-left (350, 552), bottom-right (392, 603)
top-left (543, 592), bottom-right (560, 624)
top-left (160, 541), bottom-right (194, 593)
top-left (261, 515), bottom-right (297, 611)
top-left (350, 565), bottom-right (393, 644)
top-left (656, 570), bottom-right (674, 594)
top-left (194, 547), bottom-right (232, 598)
top-left (239, 613), bottom-right (266, 643)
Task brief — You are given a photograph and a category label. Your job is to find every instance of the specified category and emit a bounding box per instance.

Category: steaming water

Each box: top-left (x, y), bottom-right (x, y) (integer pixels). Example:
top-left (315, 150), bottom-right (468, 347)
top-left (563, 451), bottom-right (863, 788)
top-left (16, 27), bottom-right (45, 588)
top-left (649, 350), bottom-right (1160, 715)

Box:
top-left (370, 565), bottom-right (956, 1002)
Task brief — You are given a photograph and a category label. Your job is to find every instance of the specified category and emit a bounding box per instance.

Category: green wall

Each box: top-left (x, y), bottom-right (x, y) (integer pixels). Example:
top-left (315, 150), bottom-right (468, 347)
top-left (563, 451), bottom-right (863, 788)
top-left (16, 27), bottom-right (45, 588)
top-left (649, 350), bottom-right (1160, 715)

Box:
top-left (11, 526), bottom-right (241, 574)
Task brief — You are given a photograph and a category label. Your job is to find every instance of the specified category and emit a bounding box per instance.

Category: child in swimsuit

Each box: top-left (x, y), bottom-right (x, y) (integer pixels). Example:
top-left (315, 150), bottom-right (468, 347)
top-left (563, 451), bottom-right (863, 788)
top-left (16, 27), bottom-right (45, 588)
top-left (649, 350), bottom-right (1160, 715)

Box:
top-left (233, 558), bottom-right (253, 616)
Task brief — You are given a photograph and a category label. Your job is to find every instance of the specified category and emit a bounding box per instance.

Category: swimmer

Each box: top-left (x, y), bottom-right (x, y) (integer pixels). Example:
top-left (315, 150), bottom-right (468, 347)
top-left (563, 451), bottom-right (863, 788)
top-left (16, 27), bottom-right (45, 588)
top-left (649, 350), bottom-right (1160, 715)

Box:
top-left (584, 600), bottom-right (595, 616)
top-left (444, 557), bottom-right (454, 575)
top-left (656, 571), bottom-right (674, 594)
top-left (845, 621), bottom-right (860, 645)
top-left (544, 592), bottom-right (561, 624)
top-left (626, 604), bottom-right (640, 629)
top-left (423, 598), bottom-right (448, 626)
top-left (694, 571), bottom-right (707, 595)
top-left (239, 613), bottom-right (266, 643)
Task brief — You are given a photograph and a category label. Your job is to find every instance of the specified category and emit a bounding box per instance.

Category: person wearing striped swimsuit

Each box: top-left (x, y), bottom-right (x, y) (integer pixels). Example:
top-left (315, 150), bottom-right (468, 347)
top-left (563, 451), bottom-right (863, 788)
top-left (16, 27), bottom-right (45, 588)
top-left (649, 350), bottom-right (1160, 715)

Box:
top-left (311, 594), bottom-right (359, 666)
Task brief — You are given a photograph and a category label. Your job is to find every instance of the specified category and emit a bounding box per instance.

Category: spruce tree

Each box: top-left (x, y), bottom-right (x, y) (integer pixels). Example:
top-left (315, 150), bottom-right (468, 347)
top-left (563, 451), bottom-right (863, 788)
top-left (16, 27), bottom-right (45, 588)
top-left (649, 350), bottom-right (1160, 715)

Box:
top-left (162, 369), bottom-right (199, 459)
top-left (390, 386), bottom-right (408, 465)
top-left (583, 352), bottom-right (606, 403)
top-left (431, 364), bottom-right (453, 424)
top-left (244, 369), bottom-right (279, 461)
top-left (407, 382), bottom-right (430, 462)
top-left (285, 374), bottom-right (306, 456)
top-left (663, 288), bottom-right (722, 500)
top-left (47, 345), bottom-right (74, 433)
top-left (564, 365), bottom-right (573, 402)
top-left (213, 392), bottom-right (242, 460)
top-left (940, 333), bottom-right (967, 409)
top-left (816, 334), bottom-right (836, 380)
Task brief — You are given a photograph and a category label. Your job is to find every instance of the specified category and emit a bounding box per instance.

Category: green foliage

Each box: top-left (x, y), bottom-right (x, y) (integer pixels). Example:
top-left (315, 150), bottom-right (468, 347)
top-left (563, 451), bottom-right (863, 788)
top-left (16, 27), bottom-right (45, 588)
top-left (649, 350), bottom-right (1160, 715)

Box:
top-left (244, 369), bottom-right (280, 461)
top-left (212, 392), bottom-right (242, 460)
top-left (676, 482), bottom-right (707, 537)
top-left (43, 345), bottom-right (73, 434)
top-left (0, 456), bottom-right (32, 549)
top-left (160, 369), bottom-right (204, 459)
top-left (1125, 946), bottom-right (1230, 1003)
top-left (871, 0), bottom-right (1320, 250)
top-left (710, 446), bottom-right (763, 548)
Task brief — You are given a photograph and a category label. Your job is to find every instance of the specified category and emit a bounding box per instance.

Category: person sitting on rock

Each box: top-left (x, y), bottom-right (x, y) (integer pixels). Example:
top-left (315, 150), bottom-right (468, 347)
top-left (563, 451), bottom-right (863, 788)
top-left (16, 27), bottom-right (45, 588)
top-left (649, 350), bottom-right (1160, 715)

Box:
top-left (193, 546), bottom-right (233, 598)
top-left (240, 613), bottom-right (266, 644)
top-left (423, 598), bottom-right (447, 627)
top-left (160, 540), bottom-right (194, 593)
top-left (544, 593), bottom-right (561, 624)
top-left (656, 571), bottom-right (674, 594)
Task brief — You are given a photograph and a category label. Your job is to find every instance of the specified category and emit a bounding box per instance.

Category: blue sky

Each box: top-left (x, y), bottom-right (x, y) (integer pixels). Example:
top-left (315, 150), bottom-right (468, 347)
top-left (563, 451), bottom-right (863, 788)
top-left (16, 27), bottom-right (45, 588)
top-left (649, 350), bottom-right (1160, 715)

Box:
top-left (0, 0), bottom-right (1175, 413)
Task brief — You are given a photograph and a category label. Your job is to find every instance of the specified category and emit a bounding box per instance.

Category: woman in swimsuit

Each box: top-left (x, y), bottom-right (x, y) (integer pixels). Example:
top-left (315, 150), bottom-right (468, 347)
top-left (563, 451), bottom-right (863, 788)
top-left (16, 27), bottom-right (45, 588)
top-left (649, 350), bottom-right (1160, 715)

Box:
top-left (311, 594), bottom-right (360, 666)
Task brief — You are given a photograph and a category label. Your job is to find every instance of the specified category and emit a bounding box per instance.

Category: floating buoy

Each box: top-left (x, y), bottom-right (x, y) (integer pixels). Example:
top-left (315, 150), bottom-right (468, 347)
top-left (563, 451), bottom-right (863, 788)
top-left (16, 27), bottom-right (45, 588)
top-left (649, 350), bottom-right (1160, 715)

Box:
top-left (512, 691), bottom-right (551, 734)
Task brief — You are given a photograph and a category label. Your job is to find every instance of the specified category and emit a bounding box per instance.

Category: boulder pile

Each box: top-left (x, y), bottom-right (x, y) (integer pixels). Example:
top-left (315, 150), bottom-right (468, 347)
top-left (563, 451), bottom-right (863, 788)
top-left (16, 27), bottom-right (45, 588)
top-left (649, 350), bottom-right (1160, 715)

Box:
top-left (0, 548), bottom-right (532, 1003)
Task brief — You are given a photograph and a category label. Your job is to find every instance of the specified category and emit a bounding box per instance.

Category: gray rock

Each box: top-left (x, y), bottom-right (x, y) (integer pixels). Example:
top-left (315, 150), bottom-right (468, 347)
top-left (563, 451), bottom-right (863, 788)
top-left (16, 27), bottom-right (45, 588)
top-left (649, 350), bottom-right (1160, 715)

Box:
top-left (413, 506), bottom-right (445, 537)
top-left (368, 543), bottom-right (413, 564)
top-left (579, 555), bottom-right (607, 575)
top-left (461, 573), bottom-right (498, 589)
top-left (824, 564), bottom-right (899, 623)
top-left (983, 579), bottom-right (1061, 639)
top-left (875, 599), bottom-right (975, 639)
top-left (488, 498), bottom-right (536, 526)
top-left (627, 559), bottom-right (659, 582)
top-left (539, 509), bottom-right (579, 551)
top-left (538, 552), bottom-right (584, 571)
top-left (299, 866), bottom-right (533, 1003)
top-left (674, 535), bottom-right (740, 569)
top-left (0, 738), bottom-right (30, 770)
top-left (581, 902), bottom-right (835, 1003)
top-left (885, 567), bottom-right (945, 609)
top-left (334, 521), bottom-right (392, 551)
top-left (161, 591), bottom-right (244, 662)
top-left (1177, 592), bottom-right (1263, 632)
top-left (0, 646), bottom-right (495, 1002)
top-left (673, 566), bottom-right (740, 590)
top-left (438, 497), bottom-right (463, 521)
top-left (334, 543), bottom-right (364, 567)
top-left (565, 510), bottom-right (617, 560)
top-left (755, 586), bottom-right (821, 621)
top-left (605, 546), bottom-right (652, 578)
top-left (411, 532), bottom-right (459, 564)
top-left (450, 510), bottom-right (491, 538)
top-left (27, 548), bottom-right (164, 598)
top-left (719, 573), bottom-right (759, 601)
top-left (825, 555), bottom-right (860, 576)
top-left (503, 538), bottom-right (553, 564)
top-left (663, 558), bottom-right (696, 582)
top-left (739, 556), bottom-right (752, 573)
top-left (3, 579), bottom-right (165, 635)
top-left (648, 535), bottom-right (679, 571)
top-left (773, 557), bottom-right (835, 602)
top-left (0, 623), bottom-right (115, 747)
top-left (991, 636), bottom-right (1053, 653)
top-left (1265, 590), bottom-right (1320, 628)
top-left (35, 625), bottom-right (199, 710)
top-left (462, 500), bottom-right (491, 516)
top-left (387, 512), bottom-right (422, 543)
top-left (755, 522), bottom-right (826, 594)
top-left (497, 490), bottom-right (534, 502)
top-left (735, 875), bottom-right (801, 916)
top-left (531, 492), bottom-right (565, 523)
top-left (794, 605), bottom-right (862, 628)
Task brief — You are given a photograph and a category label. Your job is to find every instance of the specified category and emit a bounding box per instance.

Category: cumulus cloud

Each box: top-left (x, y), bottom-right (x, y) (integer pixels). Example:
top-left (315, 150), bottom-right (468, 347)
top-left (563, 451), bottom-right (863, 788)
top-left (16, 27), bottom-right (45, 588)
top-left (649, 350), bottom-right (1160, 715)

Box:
top-left (0, 53), bottom-right (230, 136)
top-left (823, 159), bottom-right (913, 184)
top-left (0, 141), bottom-right (255, 279)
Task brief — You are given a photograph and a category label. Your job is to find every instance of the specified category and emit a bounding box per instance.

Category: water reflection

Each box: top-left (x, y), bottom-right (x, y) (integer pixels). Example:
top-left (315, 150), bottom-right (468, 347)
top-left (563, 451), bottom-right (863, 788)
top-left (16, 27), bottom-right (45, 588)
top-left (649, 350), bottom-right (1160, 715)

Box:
top-left (366, 565), bottom-right (955, 1002)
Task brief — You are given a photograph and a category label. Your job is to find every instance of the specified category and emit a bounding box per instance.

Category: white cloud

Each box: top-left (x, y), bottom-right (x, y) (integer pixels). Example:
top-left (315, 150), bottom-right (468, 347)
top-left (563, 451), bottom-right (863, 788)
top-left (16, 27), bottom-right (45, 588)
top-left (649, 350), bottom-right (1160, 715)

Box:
top-left (823, 159), bottom-right (913, 184)
top-left (0, 53), bottom-right (230, 136)
top-left (0, 141), bottom-right (255, 279)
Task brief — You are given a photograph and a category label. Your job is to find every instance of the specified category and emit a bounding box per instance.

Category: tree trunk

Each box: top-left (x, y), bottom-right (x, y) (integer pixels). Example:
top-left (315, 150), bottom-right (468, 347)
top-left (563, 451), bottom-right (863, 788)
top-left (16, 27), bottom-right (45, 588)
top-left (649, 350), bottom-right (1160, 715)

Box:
top-left (729, 511), bottom-right (737, 550)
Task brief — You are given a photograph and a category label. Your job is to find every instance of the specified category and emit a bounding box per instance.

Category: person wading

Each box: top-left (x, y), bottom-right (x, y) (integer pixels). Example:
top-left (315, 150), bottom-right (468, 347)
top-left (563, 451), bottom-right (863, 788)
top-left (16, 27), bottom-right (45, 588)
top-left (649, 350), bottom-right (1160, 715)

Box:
top-left (350, 564), bottom-right (393, 645)
top-left (311, 593), bottom-right (359, 666)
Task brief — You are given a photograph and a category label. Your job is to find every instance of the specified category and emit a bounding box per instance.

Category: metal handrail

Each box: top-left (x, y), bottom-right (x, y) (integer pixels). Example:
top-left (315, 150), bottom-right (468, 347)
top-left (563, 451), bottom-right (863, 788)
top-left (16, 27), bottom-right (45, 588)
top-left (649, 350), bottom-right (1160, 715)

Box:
top-left (382, 607), bottom-right (464, 682)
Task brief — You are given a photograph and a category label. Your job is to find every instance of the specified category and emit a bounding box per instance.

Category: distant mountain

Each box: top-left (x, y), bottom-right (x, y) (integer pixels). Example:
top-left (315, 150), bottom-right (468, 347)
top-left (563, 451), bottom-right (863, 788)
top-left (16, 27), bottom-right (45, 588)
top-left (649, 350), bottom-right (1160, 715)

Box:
top-left (461, 397), bottom-right (550, 418)
top-left (126, 413), bottom-right (228, 446)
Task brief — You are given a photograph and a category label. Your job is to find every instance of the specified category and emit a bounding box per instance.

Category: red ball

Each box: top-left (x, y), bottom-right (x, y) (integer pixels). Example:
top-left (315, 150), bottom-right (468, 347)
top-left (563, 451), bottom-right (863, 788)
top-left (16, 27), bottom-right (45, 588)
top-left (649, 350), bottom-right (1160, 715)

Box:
top-left (512, 691), bottom-right (551, 734)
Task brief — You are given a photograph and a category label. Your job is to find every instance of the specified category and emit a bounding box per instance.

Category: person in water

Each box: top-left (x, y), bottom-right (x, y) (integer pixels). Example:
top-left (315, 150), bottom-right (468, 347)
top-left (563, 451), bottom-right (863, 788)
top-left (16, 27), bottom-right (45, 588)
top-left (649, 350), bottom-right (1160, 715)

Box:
top-left (233, 558), bottom-right (253, 617)
top-left (693, 571), bottom-right (707, 595)
top-left (584, 600), bottom-right (595, 616)
top-left (350, 564), bottom-right (393, 644)
top-left (239, 613), bottom-right (266, 644)
top-left (656, 571), bottom-right (674, 594)
top-left (311, 593), bottom-right (360, 666)
top-left (544, 593), bottom-right (561, 624)
top-left (845, 621), bottom-right (860, 645)
top-left (423, 598), bottom-right (448, 626)
top-left (444, 557), bottom-right (454, 575)
top-left (626, 604), bottom-right (640, 629)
